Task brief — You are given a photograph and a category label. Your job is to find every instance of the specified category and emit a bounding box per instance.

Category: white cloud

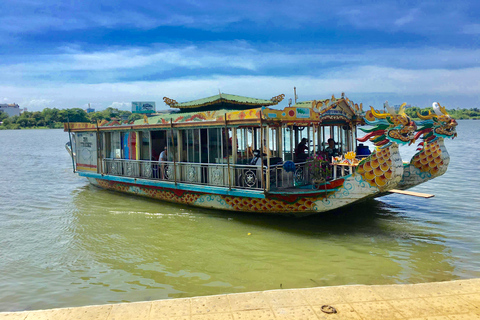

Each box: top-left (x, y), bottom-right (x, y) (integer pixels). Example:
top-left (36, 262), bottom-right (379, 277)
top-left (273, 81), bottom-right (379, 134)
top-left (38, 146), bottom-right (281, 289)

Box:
top-left (108, 102), bottom-right (131, 110)
top-left (2, 44), bottom-right (480, 87)
top-left (394, 9), bottom-right (419, 27)
top-left (3, 66), bottom-right (480, 111)
top-left (22, 99), bottom-right (55, 109)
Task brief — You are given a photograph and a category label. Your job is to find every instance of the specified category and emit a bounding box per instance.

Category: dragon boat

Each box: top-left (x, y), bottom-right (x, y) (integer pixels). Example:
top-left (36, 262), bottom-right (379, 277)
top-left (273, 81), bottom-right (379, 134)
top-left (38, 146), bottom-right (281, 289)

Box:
top-left (65, 93), bottom-right (421, 217)
top-left (398, 102), bottom-right (458, 190)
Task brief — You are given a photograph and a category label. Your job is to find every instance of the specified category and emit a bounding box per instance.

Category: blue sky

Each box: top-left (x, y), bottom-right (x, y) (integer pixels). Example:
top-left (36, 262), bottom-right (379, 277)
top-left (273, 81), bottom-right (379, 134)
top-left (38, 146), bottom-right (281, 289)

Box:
top-left (1, 0), bottom-right (479, 111)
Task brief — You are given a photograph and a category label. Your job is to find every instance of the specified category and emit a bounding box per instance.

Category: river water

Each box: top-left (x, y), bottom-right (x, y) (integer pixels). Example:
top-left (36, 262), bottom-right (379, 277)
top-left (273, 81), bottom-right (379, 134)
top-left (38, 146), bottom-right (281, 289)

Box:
top-left (0, 121), bottom-right (479, 312)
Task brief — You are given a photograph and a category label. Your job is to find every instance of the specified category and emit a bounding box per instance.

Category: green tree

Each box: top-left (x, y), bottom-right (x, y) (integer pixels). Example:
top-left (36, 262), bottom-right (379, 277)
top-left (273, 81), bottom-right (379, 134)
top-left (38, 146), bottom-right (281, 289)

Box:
top-left (0, 110), bottom-right (8, 122)
top-left (128, 113), bottom-right (143, 122)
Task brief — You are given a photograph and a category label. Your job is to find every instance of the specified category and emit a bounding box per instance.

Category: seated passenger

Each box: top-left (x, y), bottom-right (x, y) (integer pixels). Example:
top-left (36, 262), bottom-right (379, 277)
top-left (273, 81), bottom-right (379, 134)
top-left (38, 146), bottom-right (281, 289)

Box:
top-left (295, 138), bottom-right (308, 162)
top-left (250, 150), bottom-right (263, 166)
top-left (325, 138), bottom-right (339, 160)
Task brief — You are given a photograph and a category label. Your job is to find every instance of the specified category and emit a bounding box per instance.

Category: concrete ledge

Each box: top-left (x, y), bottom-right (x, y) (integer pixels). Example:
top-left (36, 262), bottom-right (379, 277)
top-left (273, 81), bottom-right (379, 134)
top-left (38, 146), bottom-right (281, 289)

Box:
top-left (1, 279), bottom-right (480, 319)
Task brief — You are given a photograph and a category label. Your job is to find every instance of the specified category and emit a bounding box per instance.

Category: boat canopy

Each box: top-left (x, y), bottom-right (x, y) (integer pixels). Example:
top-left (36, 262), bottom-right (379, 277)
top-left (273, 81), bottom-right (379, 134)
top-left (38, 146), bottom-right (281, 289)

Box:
top-left (64, 94), bottom-right (364, 132)
top-left (163, 93), bottom-right (285, 112)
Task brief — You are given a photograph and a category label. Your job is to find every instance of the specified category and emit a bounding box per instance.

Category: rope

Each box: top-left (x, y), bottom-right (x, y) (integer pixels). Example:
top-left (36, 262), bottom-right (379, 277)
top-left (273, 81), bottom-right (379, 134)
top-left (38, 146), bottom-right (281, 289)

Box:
top-left (321, 305), bottom-right (337, 314)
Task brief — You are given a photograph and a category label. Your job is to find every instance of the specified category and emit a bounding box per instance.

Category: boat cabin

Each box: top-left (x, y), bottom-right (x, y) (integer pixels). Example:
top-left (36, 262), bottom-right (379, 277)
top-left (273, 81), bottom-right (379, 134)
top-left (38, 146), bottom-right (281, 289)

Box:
top-left (65, 93), bottom-right (365, 193)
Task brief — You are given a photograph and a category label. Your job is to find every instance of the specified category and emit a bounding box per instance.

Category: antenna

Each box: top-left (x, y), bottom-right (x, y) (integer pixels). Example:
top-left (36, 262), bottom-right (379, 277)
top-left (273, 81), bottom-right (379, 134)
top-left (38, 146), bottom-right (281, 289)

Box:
top-left (294, 87), bottom-right (298, 104)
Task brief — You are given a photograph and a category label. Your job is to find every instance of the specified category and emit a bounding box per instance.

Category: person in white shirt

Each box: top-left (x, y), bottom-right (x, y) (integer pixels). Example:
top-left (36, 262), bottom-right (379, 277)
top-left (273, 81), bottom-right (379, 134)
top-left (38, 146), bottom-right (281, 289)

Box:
top-left (159, 147), bottom-right (167, 179)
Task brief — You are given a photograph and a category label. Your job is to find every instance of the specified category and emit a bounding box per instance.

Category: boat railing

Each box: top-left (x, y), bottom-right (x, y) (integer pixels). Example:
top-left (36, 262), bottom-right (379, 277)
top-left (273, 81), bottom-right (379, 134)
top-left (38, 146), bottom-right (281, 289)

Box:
top-left (103, 159), bottom-right (266, 191)
top-left (267, 161), bottom-right (312, 190)
top-left (102, 158), bottom-right (314, 191)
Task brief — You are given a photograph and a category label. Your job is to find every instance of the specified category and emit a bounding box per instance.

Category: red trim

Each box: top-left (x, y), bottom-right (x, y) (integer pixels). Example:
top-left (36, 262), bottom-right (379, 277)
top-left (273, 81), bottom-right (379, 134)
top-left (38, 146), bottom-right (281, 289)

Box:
top-left (77, 163), bottom-right (97, 168)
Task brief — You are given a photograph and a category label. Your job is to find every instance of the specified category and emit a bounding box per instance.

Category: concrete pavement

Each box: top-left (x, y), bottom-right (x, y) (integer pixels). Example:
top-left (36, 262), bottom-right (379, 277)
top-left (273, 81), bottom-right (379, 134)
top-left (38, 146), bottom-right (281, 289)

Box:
top-left (1, 279), bottom-right (480, 319)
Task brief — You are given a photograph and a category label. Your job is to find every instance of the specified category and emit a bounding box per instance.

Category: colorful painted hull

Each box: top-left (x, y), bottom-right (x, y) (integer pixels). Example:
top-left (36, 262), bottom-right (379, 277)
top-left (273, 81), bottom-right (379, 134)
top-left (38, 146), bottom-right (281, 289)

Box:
top-left (80, 145), bottom-right (404, 217)
top-left (398, 138), bottom-right (450, 190)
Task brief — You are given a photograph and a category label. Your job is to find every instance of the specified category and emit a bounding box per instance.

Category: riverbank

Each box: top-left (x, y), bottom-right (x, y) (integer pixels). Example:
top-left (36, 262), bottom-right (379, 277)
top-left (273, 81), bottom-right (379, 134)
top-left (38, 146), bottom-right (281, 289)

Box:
top-left (1, 279), bottom-right (479, 319)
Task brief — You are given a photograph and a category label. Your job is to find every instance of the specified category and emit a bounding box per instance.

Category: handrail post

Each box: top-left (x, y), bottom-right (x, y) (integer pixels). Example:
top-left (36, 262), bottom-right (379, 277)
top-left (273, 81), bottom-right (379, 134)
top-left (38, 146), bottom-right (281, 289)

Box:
top-left (66, 117), bottom-right (76, 173)
top-left (266, 124), bottom-right (270, 192)
top-left (225, 117), bottom-right (231, 189)
top-left (260, 111), bottom-right (265, 192)
top-left (96, 120), bottom-right (103, 174)
top-left (170, 119), bottom-right (177, 186)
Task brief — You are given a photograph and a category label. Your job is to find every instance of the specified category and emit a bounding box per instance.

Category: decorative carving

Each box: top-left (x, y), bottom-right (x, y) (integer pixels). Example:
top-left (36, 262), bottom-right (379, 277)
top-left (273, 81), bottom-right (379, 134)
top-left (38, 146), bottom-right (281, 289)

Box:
top-left (110, 162), bottom-right (117, 175)
top-left (163, 97), bottom-right (178, 107)
top-left (143, 164), bottom-right (152, 177)
top-left (187, 166), bottom-right (197, 182)
top-left (165, 166), bottom-right (174, 180)
top-left (270, 94), bottom-right (285, 103)
top-left (243, 170), bottom-right (258, 188)
top-left (294, 167), bottom-right (304, 185)
top-left (126, 162), bottom-right (134, 176)
top-left (211, 168), bottom-right (223, 185)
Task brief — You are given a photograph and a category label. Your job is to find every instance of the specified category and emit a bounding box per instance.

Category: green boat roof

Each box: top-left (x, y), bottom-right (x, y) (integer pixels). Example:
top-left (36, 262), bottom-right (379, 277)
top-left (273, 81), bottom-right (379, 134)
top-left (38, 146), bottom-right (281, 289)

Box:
top-left (163, 93), bottom-right (284, 111)
top-left (292, 101), bottom-right (314, 108)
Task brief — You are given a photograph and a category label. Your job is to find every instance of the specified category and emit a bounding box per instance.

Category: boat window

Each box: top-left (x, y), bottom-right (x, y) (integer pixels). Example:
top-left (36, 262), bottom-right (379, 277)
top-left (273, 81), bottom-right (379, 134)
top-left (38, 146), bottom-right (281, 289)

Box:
top-left (207, 128), bottom-right (222, 163)
top-left (103, 132), bottom-right (110, 159)
top-left (111, 131), bottom-right (122, 159)
top-left (139, 131), bottom-right (150, 160)
top-left (166, 129), bottom-right (178, 162)
top-left (181, 129), bottom-right (201, 163)
top-left (236, 127), bottom-right (260, 164)
top-left (151, 130), bottom-right (167, 161)
top-left (283, 126), bottom-right (293, 161)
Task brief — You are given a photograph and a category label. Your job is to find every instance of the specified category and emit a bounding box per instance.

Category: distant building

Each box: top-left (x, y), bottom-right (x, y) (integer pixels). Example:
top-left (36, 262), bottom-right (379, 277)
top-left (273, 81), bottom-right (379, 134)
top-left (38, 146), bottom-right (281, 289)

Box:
top-left (0, 103), bottom-right (20, 117)
top-left (85, 107), bottom-right (95, 113)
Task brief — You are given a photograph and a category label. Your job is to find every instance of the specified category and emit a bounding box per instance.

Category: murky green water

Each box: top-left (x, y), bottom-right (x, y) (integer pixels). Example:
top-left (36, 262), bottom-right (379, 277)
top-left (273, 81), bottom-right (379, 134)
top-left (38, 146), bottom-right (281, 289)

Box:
top-left (0, 121), bottom-right (479, 312)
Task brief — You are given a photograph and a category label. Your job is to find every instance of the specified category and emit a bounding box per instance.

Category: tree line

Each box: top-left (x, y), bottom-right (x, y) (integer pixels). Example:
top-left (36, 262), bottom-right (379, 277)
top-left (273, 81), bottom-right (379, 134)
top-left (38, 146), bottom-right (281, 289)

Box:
top-left (405, 107), bottom-right (480, 120)
top-left (0, 107), bottom-right (143, 130)
top-left (0, 105), bottom-right (479, 130)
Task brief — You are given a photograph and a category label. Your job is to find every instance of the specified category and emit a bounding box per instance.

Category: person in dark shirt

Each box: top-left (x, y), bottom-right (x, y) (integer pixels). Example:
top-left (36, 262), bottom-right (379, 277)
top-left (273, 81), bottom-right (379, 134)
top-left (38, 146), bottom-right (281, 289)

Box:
top-left (325, 138), bottom-right (339, 159)
top-left (295, 138), bottom-right (308, 162)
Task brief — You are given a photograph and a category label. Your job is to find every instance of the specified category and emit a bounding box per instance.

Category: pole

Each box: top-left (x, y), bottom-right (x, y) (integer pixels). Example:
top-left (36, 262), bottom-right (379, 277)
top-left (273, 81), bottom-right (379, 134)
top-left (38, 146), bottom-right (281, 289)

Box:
top-left (260, 111), bottom-right (265, 192)
top-left (170, 119), bottom-right (177, 185)
top-left (266, 125), bottom-right (270, 192)
top-left (96, 120), bottom-right (102, 174)
top-left (67, 116), bottom-right (75, 173)
top-left (224, 117), bottom-right (231, 189)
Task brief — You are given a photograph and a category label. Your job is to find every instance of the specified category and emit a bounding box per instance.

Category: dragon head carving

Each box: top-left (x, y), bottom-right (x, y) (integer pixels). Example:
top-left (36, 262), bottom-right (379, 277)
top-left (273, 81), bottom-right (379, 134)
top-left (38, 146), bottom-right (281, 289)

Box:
top-left (358, 102), bottom-right (417, 148)
top-left (415, 102), bottom-right (457, 141)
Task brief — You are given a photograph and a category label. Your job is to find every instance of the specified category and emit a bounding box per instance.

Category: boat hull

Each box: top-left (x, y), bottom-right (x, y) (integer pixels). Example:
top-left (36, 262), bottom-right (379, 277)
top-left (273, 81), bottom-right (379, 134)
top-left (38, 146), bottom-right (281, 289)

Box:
top-left (82, 172), bottom-right (381, 217)
top-left (397, 138), bottom-right (450, 190)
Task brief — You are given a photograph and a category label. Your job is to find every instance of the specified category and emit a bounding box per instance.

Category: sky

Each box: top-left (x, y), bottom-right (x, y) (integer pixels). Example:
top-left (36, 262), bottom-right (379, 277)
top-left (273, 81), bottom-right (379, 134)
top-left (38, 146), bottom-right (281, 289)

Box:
top-left (1, 0), bottom-right (479, 112)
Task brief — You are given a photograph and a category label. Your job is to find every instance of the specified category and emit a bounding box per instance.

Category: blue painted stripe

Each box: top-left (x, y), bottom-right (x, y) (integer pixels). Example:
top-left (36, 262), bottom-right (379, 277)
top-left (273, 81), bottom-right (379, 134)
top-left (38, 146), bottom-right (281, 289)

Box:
top-left (123, 133), bottom-right (129, 159)
top-left (78, 172), bottom-right (266, 199)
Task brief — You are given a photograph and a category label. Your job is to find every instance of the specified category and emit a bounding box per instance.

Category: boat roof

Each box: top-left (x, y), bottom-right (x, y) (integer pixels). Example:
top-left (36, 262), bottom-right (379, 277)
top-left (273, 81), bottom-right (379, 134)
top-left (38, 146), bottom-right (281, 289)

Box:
top-left (163, 93), bottom-right (284, 112)
top-left (64, 94), bottom-right (365, 132)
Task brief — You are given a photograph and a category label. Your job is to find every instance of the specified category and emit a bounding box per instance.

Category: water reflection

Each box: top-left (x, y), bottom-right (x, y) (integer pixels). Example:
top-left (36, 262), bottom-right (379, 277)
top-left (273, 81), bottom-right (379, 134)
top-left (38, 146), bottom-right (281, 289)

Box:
top-left (67, 184), bottom-right (455, 306)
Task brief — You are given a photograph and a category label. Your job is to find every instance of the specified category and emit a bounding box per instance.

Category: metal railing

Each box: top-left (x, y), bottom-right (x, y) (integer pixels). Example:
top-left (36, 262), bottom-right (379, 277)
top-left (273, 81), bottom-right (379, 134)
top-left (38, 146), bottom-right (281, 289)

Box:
top-left (102, 159), bottom-right (315, 191)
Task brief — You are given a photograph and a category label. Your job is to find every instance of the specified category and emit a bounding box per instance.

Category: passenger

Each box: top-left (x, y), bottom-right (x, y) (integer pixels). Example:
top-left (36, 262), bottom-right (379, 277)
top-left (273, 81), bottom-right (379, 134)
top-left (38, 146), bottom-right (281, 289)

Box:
top-left (295, 138), bottom-right (308, 162)
top-left (159, 147), bottom-right (168, 179)
top-left (325, 138), bottom-right (339, 160)
top-left (250, 150), bottom-right (263, 166)
top-left (250, 150), bottom-right (263, 188)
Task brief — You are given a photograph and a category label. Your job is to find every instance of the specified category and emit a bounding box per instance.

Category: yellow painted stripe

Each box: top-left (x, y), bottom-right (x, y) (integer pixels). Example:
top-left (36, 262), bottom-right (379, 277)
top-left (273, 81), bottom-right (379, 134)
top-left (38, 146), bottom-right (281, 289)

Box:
top-left (76, 165), bottom-right (97, 172)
